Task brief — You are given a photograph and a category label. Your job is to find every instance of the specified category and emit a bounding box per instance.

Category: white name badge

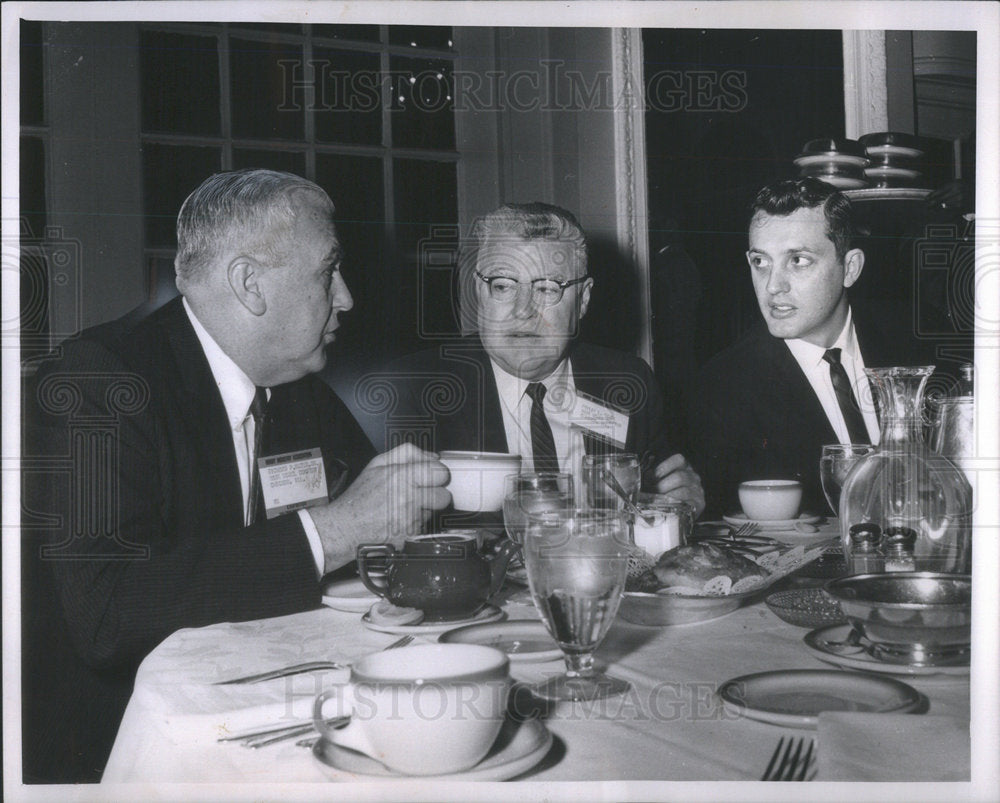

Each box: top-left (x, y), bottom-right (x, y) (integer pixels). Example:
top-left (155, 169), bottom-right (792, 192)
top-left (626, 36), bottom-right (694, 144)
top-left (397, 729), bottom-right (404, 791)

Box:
top-left (549, 390), bottom-right (629, 449)
top-left (257, 447), bottom-right (328, 519)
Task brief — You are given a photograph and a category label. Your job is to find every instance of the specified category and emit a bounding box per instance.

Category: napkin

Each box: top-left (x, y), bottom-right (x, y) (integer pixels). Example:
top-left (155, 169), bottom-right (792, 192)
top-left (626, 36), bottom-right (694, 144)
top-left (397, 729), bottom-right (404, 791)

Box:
top-left (816, 712), bottom-right (970, 781)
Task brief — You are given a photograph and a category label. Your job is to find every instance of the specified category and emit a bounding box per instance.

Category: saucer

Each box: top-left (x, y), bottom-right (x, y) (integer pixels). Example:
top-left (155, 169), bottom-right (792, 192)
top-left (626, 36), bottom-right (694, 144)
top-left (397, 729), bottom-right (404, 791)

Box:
top-left (439, 620), bottom-right (562, 663)
top-left (321, 577), bottom-right (379, 613)
top-left (724, 512), bottom-right (823, 532)
top-left (718, 669), bottom-right (922, 729)
top-left (362, 604), bottom-right (505, 635)
top-left (804, 624), bottom-right (970, 678)
top-left (311, 715), bottom-right (552, 781)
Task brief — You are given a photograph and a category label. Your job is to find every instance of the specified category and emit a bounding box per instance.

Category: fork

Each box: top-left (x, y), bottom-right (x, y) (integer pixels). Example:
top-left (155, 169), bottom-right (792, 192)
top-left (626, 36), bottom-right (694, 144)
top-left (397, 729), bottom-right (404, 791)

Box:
top-left (760, 736), bottom-right (817, 781)
top-left (215, 634), bottom-right (414, 685)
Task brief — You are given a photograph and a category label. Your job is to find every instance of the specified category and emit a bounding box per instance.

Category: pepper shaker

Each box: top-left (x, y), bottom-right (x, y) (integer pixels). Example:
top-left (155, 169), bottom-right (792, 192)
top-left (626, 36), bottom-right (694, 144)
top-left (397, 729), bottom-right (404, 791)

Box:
top-left (849, 523), bottom-right (884, 575)
top-left (883, 526), bottom-right (918, 572)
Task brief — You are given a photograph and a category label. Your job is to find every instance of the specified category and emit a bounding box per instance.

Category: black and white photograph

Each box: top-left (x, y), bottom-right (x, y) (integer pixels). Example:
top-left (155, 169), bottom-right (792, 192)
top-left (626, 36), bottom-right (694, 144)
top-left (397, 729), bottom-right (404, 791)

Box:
top-left (3, 1), bottom-right (998, 800)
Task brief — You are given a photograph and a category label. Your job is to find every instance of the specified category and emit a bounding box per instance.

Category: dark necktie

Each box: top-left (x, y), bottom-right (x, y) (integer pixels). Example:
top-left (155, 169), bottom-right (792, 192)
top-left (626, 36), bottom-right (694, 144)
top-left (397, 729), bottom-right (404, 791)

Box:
top-left (526, 382), bottom-right (559, 472)
top-left (822, 349), bottom-right (870, 444)
top-left (246, 386), bottom-right (268, 525)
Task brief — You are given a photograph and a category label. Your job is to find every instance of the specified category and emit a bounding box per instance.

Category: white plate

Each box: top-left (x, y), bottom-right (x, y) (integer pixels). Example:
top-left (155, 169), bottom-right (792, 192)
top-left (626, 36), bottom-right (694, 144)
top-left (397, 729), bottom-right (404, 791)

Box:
top-left (793, 153), bottom-right (869, 168)
top-left (717, 669), bottom-right (922, 729)
top-left (312, 716), bottom-right (552, 781)
top-left (724, 513), bottom-right (823, 532)
top-left (321, 577), bottom-right (379, 613)
top-left (863, 144), bottom-right (924, 158)
top-left (439, 620), bottom-right (562, 663)
top-left (805, 175), bottom-right (868, 189)
top-left (804, 624), bottom-right (970, 678)
top-left (362, 604), bottom-right (505, 635)
top-left (864, 166), bottom-right (922, 179)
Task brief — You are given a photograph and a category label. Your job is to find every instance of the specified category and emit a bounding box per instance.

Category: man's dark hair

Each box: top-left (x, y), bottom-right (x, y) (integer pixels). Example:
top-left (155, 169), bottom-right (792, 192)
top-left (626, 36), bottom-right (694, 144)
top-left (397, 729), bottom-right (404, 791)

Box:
top-left (749, 178), bottom-right (856, 262)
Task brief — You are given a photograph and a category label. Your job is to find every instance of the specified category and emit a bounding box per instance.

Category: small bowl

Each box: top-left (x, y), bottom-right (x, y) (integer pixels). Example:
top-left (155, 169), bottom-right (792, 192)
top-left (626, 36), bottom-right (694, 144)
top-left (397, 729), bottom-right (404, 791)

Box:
top-left (439, 451), bottom-right (521, 512)
top-left (619, 589), bottom-right (752, 626)
top-left (738, 480), bottom-right (802, 521)
top-left (765, 587), bottom-right (847, 629)
top-left (823, 573), bottom-right (971, 661)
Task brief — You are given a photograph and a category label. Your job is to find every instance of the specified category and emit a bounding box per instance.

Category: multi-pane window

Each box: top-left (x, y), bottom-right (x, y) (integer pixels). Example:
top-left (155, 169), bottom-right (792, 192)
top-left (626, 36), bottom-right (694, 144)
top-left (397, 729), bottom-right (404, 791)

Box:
top-left (138, 23), bottom-right (459, 367)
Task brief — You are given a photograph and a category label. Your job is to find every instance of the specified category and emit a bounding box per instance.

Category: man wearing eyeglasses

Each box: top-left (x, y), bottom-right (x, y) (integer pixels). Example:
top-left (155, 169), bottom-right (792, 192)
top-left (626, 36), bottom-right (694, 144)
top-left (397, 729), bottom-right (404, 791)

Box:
top-left (379, 202), bottom-right (704, 516)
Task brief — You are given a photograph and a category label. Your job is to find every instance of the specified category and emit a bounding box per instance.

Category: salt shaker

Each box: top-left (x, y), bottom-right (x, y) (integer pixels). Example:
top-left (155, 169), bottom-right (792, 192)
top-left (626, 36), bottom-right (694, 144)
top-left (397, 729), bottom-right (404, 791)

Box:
top-left (883, 526), bottom-right (918, 572)
top-left (849, 523), bottom-right (884, 575)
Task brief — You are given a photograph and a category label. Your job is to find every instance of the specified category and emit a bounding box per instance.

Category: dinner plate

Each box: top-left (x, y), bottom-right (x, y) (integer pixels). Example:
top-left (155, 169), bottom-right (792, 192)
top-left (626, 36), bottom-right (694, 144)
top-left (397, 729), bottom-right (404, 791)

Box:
top-left (311, 715), bottom-right (552, 781)
top-left (793, 153), bottom-right (869, 168)
top-left (804, 624), bottom-right (970, 678)
top-left (321, 577), bottom-right (379, 613)
top-left (717, 669), bottom-right (922, 729)
top-left (723, 513), bottom-right (823, 531)
top-left (864, 166), bottom-right (922, 179)
top-left (362, 604), bottom-right (505, 635)
top-left (438, 620), bottom-right (562, 662)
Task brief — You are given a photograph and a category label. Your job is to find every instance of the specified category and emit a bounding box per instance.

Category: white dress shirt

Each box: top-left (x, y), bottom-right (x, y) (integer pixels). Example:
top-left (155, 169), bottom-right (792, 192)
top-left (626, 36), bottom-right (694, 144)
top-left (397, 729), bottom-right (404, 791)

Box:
top-left (183, 299), bottom-right (326, 575)
top-left (490, 357), bottom-right (588, 477)
top-left (783, 307), bottom-right (880, 444)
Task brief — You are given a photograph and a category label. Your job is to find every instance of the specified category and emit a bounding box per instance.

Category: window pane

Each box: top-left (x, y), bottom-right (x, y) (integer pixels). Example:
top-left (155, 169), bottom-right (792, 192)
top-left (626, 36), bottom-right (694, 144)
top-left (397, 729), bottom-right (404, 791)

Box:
top-left (143, 143), bottom-right (221, 248)
top-left (232, 148), bottom-right (306, 175)
top-left (313, 47), bottom-right (382, 145)
top-left (141, 30), bottom-right (220, 135)
top-left (21, 20), bottom-right (44, 126)
top-left (389, 56), bottom-right (455, 150)
top-left (315, 154), bottom-right (386, 350)
top-left (230, 37), bottom-right (304, 140)
top-left (394, 158), bottom-right (459, 342)
top-left (388, 26), bottom-right (453, 50)
top-left (312, 24), bottom-right (381, 43)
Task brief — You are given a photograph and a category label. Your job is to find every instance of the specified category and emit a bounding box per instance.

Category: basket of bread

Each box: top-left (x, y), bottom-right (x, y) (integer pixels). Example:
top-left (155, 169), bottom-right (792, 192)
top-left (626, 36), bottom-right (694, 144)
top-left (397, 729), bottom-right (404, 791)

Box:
top-left (619, 540), bottom-right (828, 626)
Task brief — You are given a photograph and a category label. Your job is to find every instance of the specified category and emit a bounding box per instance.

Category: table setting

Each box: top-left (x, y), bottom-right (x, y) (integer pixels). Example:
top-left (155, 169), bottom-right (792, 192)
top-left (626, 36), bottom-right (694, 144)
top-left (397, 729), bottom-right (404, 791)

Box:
top-left (102, 439), bottom-right (973, 789)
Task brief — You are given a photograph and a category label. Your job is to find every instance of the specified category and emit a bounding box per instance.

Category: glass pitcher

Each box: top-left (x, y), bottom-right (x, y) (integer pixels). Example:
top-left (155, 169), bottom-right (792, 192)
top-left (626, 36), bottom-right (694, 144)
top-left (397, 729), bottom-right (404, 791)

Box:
top-left (839, 366), bottom-right (972, 573)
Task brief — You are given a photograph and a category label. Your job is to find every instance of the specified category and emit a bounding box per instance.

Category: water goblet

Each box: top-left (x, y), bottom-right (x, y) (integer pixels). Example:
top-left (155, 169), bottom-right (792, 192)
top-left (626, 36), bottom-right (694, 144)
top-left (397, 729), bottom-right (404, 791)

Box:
top-left (523, 508), bottom-right (631, 701)
top-left (819, 444), bottom-right (876, 516)
top-left (502, 472), bottom-right (575, 546)
top-left (582, 453), bottom-right (640, 511)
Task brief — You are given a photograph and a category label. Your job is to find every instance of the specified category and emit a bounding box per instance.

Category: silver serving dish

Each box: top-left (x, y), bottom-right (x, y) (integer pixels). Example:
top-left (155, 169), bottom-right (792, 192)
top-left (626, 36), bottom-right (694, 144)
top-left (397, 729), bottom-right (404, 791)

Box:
top-left (823, 572), bottom-right (971, 663)
top-left (619, 588), bottom-right (756, 626)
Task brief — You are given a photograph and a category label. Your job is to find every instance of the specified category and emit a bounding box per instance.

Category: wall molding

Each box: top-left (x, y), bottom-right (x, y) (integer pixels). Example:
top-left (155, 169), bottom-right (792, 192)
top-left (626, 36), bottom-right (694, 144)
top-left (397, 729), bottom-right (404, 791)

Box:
top-left (842, 30), bottom-right (888, 138)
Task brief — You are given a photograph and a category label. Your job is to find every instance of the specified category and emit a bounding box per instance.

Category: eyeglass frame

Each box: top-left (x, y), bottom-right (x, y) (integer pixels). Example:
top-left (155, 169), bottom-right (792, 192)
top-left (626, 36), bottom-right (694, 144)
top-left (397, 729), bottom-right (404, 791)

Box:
top-left (474, 270), bottom-right (591, 307)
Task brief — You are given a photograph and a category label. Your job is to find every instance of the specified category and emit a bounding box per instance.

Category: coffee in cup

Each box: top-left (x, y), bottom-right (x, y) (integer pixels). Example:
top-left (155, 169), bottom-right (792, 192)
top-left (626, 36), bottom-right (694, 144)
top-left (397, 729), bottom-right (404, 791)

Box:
top-left (312, 643), bottom-right (511, 775)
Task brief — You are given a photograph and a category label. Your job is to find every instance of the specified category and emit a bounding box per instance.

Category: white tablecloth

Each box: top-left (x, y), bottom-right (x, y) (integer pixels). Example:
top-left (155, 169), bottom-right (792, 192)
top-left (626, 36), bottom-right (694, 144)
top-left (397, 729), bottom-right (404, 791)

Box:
top-left (103, 584), bottom-right (970, 788)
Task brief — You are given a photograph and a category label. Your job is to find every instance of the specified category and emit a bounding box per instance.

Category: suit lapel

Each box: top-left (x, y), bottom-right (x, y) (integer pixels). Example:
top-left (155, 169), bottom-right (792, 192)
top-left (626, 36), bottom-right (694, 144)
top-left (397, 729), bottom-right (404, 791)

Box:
top-left (158, 300), bottom-right (246, 527)
top-left (758, 332), bottom-right (839, 444)
top-left (442, 341), bottom-right (508, 453)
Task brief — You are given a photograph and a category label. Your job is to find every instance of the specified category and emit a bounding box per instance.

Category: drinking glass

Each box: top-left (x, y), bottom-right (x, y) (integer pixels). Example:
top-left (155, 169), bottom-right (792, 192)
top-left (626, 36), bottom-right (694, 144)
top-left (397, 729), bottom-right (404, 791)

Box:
top-left (582, 453), bottom-right (640, 511)
top-left (819, 444), bottom-right (876, 516)
top-left (502, 473), bottom-right (575, 546)
top-left (523, 508), bottom-right (631, 701)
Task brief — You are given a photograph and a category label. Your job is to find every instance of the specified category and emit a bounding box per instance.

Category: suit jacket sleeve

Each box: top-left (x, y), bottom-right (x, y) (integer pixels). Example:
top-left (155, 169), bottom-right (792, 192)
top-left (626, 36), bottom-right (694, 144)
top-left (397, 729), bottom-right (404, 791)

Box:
top-left (24, 335), bottom-right (372, 672)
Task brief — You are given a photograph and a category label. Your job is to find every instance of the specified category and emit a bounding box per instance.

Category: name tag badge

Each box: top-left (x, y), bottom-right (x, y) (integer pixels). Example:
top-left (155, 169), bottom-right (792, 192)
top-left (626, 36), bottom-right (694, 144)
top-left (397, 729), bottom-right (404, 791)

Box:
top-left (257, 447), bottom-right (328, 519)
top-left (565, 390), bottom-right (629, 449)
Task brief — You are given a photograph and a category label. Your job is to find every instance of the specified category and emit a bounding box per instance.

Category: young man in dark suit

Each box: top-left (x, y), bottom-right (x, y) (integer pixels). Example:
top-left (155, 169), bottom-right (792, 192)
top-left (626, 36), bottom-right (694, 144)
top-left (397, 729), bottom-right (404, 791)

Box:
top-left (688, 178), bottom-right (936, 518)
top-left (21, 169), bottom-right (450, 782)
top-left (378, 202), bottom-right (704, 516)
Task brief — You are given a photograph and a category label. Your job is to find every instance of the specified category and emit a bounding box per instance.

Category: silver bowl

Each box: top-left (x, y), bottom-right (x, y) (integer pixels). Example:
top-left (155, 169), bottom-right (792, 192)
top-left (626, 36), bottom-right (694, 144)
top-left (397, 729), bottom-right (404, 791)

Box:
top-left (823, 572), bottom-right (971, 662)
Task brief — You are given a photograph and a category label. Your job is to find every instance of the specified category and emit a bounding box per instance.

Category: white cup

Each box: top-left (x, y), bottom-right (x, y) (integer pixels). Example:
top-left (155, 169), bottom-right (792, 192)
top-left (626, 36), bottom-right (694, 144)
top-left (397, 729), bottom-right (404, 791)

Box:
top-left (738, 479), bottom-right (803, 521)
top-left (439, 451), bottom-right (522, 512)
top-left (312, 643), bottom-right (510, 775)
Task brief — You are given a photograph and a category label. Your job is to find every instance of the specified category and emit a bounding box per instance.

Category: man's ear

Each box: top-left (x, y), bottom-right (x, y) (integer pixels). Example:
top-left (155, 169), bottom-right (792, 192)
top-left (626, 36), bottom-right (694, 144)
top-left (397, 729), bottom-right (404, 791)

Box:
top-left (228, 256), bottom-right (267, 315)
top-left (578, 277), bottom-right (594, 318)
top-left (843, 248), bottom-right (865, 289)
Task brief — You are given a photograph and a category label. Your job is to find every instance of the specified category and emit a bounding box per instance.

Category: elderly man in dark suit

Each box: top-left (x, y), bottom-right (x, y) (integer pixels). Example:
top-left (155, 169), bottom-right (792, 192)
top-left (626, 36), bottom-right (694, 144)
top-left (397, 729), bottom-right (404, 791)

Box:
top-left (22, 169), bottom-right (450, 782)
top-left (688, 178), bottom-right (936, 518)
top-left (378, 202), bottom-right (704, 516)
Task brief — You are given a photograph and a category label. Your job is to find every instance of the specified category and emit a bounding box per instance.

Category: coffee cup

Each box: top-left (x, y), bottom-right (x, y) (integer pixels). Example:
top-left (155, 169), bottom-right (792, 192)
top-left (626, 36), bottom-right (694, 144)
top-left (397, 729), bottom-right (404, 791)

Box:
top-left (439, 451), bottom-right (522, 512)
top-left (738, 479), bottom-right (803, 521)
top-left (312, 643), bottom-right (511, 775)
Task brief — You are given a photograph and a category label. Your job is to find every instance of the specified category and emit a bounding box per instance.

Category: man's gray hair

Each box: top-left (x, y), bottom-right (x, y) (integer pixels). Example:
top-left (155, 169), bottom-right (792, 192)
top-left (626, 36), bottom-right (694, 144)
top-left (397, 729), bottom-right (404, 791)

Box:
top-left (174, 169), bottom-right (332, 280)
top-left (472, 202), bottom-right (588, 271)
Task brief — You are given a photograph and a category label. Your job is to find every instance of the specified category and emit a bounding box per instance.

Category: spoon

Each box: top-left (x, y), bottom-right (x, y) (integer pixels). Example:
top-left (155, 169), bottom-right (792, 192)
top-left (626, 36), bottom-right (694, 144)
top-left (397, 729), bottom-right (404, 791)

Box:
top-left (601, 470), bottom-right (655, 526)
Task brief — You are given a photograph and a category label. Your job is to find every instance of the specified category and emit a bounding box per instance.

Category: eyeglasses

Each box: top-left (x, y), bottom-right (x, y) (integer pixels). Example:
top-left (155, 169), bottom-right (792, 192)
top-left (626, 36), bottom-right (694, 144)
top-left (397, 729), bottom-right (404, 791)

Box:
top-left (474, 271), bottom-right (590, 307)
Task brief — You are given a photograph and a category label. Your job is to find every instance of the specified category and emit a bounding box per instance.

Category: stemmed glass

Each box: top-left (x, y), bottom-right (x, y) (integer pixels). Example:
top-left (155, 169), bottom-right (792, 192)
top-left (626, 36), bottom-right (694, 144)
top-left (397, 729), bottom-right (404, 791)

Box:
top-left (502, 473), bottom-right (575, 546)
top-left (523, 508), bottom-right (631, 701)
top-left (819, 444), bottom-right (876, 517)
top-left (582, 453), bottom-right (640, 511)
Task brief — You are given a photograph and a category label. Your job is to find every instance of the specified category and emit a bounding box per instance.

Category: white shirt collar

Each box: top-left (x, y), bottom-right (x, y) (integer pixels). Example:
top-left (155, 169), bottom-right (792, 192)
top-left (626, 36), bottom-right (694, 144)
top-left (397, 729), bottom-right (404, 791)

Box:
top-left (183, 297), bottom-right (258, 430)
top-left (490, 356), bottom-right (572, 412)
top-left (784, 306), bottom-right (858, 367)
